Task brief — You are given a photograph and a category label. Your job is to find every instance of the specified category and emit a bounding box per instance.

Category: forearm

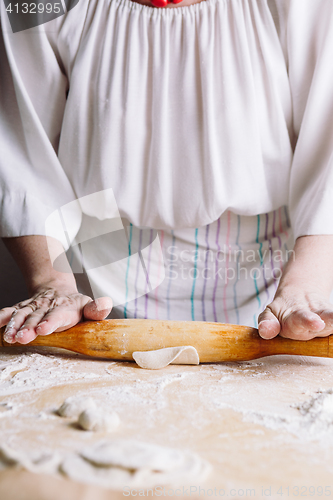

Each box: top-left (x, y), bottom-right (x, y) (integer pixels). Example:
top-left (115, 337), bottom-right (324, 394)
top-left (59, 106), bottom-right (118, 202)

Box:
top-left (277, 235), bottom-right (333, 298)
top-left (2, 235), bottom-right (77, 295)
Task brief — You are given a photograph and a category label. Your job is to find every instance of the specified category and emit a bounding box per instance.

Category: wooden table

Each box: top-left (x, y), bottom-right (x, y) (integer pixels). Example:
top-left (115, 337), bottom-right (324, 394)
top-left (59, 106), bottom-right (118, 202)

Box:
top-left (1, 345), bottom-right (333, 500)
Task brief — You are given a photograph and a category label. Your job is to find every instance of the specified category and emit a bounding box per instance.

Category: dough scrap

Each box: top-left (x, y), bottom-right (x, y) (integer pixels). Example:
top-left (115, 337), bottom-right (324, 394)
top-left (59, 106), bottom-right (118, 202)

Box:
top-left (0, 445), bottom-right (61, 474)
top-left (57, 396), bottom-right (96, 418)
top-left (132, 346), bottom-right (199, 369)
top-left (60, 454), bottom-right (149, 489)
top-left (78, 408), bottom-right (120, 433)
top-left (61, 439), bottom-right (211, 489)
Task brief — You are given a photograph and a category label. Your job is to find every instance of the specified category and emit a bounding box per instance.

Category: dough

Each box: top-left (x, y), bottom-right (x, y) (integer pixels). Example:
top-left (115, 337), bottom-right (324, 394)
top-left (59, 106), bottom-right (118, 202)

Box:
top-left (0, 445), bottom-right (61, 474)
top-left (60, 454), bottom-right (149, 489)
top-left (61, 439), bottom-right (211, 489)
top-left (81, 440), bottom-right (185, 471)
top-left (57, 396), bottom-right (96, 418)
top-left (132, 346), bottom-right (200, 369)
top-left (0, 445), bottom-right (25, 470)
top-left (78, 408), bottom-right (120, 432)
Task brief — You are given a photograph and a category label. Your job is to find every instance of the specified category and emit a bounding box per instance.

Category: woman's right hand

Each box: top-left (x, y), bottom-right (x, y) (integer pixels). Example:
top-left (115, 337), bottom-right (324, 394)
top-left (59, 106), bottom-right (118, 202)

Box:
top-left (0, 283), bottom-right (113, 345)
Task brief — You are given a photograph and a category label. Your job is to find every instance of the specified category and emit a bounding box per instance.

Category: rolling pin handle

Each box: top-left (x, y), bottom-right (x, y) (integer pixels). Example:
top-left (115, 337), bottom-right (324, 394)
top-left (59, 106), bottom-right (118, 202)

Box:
top-left (329, 335), bottom-right (333, 358)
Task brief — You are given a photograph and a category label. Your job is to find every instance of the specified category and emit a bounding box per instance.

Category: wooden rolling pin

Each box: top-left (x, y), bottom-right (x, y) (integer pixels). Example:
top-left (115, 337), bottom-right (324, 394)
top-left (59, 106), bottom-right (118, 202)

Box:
top-left (1, 319), bottom-right (333, 362)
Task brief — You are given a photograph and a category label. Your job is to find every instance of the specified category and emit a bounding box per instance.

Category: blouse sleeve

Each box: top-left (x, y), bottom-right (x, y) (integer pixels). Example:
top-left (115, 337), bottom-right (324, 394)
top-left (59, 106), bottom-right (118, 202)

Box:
top-left (283, 0), bottom-right (333, 239)
top-left (0, 9), bottom-right (76, 238)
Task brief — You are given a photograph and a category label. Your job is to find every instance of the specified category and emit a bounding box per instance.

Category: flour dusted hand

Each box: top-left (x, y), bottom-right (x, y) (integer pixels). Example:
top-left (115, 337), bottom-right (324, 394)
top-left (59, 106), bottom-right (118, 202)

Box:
top-left (0, 286), bottom-right (113, 345)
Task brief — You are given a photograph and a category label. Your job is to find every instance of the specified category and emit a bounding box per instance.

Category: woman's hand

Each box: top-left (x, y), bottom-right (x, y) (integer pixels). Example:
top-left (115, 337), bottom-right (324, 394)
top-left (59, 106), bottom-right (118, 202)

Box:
top-left (0, 235), bottom-right (112, 344)
top-left (0, 283), bottom-right (113, 345)
top-left (258, 235), bottom-right (333, 340)
top-left (258, 287), bottom-right (333, 340)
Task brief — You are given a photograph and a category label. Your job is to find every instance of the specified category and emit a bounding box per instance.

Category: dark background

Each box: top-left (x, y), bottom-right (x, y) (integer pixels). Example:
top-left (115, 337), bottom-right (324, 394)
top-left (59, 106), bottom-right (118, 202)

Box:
top-left (0, 238), bottom-right (28, 309)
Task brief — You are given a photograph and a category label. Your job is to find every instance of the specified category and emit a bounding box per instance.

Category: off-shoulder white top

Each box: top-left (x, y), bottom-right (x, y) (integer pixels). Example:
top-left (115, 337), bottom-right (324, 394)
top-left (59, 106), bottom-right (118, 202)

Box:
top-left (1, 0), bottom-right (333, 241)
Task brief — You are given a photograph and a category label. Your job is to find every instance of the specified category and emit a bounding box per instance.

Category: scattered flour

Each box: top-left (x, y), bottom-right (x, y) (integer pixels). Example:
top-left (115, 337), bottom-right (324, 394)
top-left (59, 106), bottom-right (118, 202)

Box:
top-left (0, 352), bottom-right (101, 396)
top-left (295, 388), bottom-right (333, 427)
top-left (239, 389), bottom-right (333, 442)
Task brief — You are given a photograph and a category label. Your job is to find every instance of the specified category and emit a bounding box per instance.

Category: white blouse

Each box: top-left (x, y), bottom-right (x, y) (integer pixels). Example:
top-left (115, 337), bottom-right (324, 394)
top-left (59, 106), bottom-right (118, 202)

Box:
top-left (1, 0), bottom-right (333, 241)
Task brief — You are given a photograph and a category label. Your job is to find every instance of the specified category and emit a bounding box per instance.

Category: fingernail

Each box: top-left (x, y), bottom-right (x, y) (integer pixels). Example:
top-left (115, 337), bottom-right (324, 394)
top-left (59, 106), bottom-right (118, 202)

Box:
top-left (3, 330), bottom-right (15, 343)
top-left (36, 321), bottom-right (47, 332)
top-left (36, 326), bottom-right (54, 335)
top-left (15, 329), bottom-right (29, 341)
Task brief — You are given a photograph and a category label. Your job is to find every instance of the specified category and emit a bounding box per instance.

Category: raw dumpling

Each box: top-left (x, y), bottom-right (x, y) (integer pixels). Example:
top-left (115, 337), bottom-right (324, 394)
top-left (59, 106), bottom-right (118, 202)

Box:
top-left (132, 346), bottom-right (199, 369)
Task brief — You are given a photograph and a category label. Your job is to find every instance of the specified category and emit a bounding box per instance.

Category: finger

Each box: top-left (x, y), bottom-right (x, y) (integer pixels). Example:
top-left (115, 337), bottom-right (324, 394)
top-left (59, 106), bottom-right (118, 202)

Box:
top-left (16, 315), bottom-right (75, 344)
top-left (0, 307), bottom-right (17, 328)
top-left (316, 309), bottom-right (333, 334)
top-left (258, 308), bottom-right (281, 339)
top-left (34, 305), bottom-right (84, 338)
top-left (16, 293), bottom-right (95, 343)
top-left (83, 297), bottom-right (113, 321)
top-left (14, 329), bottom-right (39, 345)
top-left (281, 310), bottom-right (326, 340)
top-left (2, 311), bottom-right (20, 343)
top-left (13, 308), bottom-right (53, 344)
top-left (3, 304), bottom-right (46, 344)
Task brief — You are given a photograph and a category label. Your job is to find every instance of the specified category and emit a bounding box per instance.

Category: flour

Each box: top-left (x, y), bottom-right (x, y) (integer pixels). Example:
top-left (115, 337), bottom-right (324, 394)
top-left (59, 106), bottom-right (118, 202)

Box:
top-left (0, 351), bottom-right (102, 396)
top-left (105, 372), bottom-right (192, 408)
top-left (295, 388), bottom-right (333, 425)
top-left (0, 401), bottom-right (15, 417)
top-left (237, 389), bottom-right (333, 442)
top-left (154, 373), bottom-right (189, 393)
top-left (294, 389), bottom-right (333, 436)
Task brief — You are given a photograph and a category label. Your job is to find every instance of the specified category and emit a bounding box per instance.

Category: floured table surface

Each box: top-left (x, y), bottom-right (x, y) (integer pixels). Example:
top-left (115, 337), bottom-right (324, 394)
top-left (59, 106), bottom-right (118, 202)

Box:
top-left (1, 345), bottom-right (333, 500)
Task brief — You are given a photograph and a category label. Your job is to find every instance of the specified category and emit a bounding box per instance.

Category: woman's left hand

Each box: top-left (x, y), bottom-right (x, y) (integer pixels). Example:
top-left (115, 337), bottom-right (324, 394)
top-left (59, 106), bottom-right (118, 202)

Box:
top-left (258, 287), bottom-right (333, 340)
top-left (258, 235), bottom-right (333, 341)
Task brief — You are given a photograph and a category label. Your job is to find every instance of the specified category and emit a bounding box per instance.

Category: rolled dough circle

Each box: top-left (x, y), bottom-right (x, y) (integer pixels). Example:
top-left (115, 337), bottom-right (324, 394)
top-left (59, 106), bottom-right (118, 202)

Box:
top-left (61, 440), bottom-right (211, 489)
top-left (81, 440), bottom-right (185, 471)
